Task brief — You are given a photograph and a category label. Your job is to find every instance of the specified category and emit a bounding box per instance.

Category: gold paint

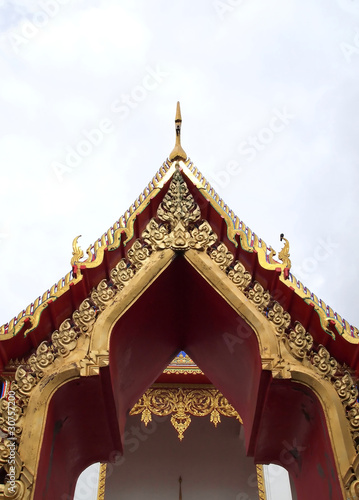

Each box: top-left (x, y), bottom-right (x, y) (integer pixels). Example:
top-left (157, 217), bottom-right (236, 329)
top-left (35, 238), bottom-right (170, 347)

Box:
top-left (97, 463), bottom-right (107, 500)
top-left (169, 102), bottom-right (187, 161)
top-left (71, 235), bottom-right (84, 267)
top-left (278, 234), bottom-right (291, 269)
top-left (256, 464), bottom-right (267, 500)
top-left (130, 386), bottom-right (242, 441)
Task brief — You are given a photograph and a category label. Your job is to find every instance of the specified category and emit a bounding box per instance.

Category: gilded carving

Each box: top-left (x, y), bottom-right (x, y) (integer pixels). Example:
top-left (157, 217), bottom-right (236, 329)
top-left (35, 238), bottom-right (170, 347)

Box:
top-left (311, 346), bottom-right (338, 379)
top-left (267, 302), bottom-right (291, 337)
top-left (127, 240), bottom-right (150, 270)
top-left (188, 221), bottom-right (217, 250)
top-left (110, 259), bottom-right (135, 289)
top-left (142, 219), bottom-right (170, 251)
top-left (71, 235), bottom-right (84, 267)
top-left (157, 169), bottom-right (201, 227)
top-left (130, 387), bottom-right (242, 441)
top-left (28, 342), bottom-right (54, 376)
top-left (11, 367), bottom-right (37, 408)
top-left (228, 261), bottom-right (252, 291)
top-left (334, 373), bottom-right (358, 407)
top-left (246, 282), bottom-right (270, 313)
top-left (278, 234), bottom-right (291, 269)
top-left (209, 243), bottom-right (234, 271)
top-left (72, 299), bottom-right (97, 336)
top-left (286, 322), bottom-right (313, 360)
top-left (91, 280), bottom-right (116, 312)
top-left (51, 319), bottom-right (78, 358)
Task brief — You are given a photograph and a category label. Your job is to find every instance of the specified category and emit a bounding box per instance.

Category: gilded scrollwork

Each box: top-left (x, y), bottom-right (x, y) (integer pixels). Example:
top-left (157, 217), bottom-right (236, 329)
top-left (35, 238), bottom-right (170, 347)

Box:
top-left (209, 243), bottom-right (234, 271)
top-left (51, 319), bottom-right (78, 358)
top-left (188, 221), bottom-right (217, 250)
top-left (130, 387), bottom-right (242, 441)
top-left (246, 282), bottom-right (270, 313)
top-left (157, 168), bottom-right (201, 227)
top-left (28, 342), bottom-right (54, 376)
top-left (109, 259), bottom-right (134, 289)
top-left (228, 261), bottom-right (252, 291)
top-left (127, 240), bottom-right (150, 270)
top-left (91, 280), bottom-right (116, 312)
top-left (334, 373), bottom-right (358, 407)
top-left (286, 322), bottom-right (313, 360)
top-left (72, 299), bottom-right (97, 336)
top-left (311, 346), bottom-right (338, 379)
top-left (142, 219), bottom-right (170, 251)
top-left (267, 302), bottom-right (291, 337)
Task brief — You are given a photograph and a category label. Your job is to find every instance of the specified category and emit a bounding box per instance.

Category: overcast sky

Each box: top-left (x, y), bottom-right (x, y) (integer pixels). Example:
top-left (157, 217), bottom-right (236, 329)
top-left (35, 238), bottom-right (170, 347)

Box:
top-left (1, 1), bottom-right (358, 498)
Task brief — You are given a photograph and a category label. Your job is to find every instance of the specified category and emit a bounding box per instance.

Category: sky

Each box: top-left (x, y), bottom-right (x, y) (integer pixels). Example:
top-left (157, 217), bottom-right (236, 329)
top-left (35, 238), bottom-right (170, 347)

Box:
top-left (0, 1), bottom-right (358, 498)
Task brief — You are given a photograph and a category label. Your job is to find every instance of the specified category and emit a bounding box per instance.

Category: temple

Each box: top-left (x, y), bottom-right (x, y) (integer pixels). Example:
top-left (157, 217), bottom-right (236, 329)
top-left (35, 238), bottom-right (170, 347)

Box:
top-left (0, 103), bottom-right (359, 499)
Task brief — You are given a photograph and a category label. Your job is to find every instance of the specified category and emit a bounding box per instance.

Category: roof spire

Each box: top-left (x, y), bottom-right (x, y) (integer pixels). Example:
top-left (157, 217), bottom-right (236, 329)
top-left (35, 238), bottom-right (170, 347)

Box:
top-left (169, 102), bottom-right (187, 161)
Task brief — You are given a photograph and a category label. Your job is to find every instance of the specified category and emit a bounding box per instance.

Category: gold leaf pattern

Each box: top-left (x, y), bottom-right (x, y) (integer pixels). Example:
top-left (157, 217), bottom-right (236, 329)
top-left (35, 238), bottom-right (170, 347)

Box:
top-left (110, 259), bottom-right (134, 289)
top-left (52, 319), bottom-right (78, 358)
top-left (286, 322), bottom-right (313, 360)
top-left (228, 261), bottom-right (252, 291)
top-left (91, 280), bottom-right (116, 312)
top-left (209, 243), bottom-right (234, 271)
top-left (130, 387), bottom-right (242, 441)
top-left (72, 299), bottom-right (97, 336)
top-left (127, 240), bottom-right (150, 270)
top-left (267, 302), bottom-right (291, 337)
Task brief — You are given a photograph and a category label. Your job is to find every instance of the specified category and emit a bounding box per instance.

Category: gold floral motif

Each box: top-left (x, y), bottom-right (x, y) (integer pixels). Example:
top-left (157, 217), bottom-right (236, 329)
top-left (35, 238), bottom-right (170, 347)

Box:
top-left (110, 259), bottom-right (134, 289)
top-left (142, 219), bottom-right (171, 251)
top-left (52, 319), bottom-right (78, 358)
top-left (157, 169), bottom-right (201, 228)
top-left (311, 346), bottom-right (338, 379)
top-left (228, 261), bottom-right (252, 291)
top-left (130, 387), bottom-right (242, 441)
top-left (267, 302), bottom-right (291, 337)
top-left (286, 322), bottom-right (313, 360)
top-left (209, 243), bottom-right (234, 271)
top-left (127, 239), bottom-right (150, 270)
top-left (246, 282), bottom-right (270, 313)
top-left (72, 299), bottom-right (97, 336)
top-left (11, 367), bottom-right (37, 408)
top-left (0, 401), bottom-right (22, 439)
top-left (188, 221), bottom-right (217, 250)
top-left (334, 373), bottom-right (358, 407)
top-left (91, 280), bottom-right (116, 312)
top-left (28, 342), bottom-right (55, 376)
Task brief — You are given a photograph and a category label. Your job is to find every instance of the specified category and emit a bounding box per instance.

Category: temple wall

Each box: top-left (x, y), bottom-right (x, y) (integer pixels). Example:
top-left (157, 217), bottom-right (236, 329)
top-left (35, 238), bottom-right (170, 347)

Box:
top-left (104, 414), bottom-right (260, 500)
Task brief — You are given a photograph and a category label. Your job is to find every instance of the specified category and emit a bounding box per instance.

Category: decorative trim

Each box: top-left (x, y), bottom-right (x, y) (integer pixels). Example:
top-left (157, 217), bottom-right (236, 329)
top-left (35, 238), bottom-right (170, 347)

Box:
top-left (97, 463), bottom-right (107, 500)
top-left (164, 352), bottom-right (203, 375)
top-left (130, 387), bottom-right (242, 441)
top-left (256, 464), bottom-right (267, 500)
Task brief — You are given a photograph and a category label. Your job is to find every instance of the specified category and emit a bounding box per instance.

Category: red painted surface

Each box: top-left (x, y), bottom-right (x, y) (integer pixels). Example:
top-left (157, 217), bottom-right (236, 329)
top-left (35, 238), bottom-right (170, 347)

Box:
top-left (34, 369), bottom-right (121, 500)
top-left (32, 255), bottom-right (343, 499)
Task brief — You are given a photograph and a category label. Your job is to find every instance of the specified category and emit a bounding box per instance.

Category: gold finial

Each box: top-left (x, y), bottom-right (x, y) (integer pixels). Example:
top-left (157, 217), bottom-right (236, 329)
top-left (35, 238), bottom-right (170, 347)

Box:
top-left (179, 476), bottom-right (182, 500)
top-left (71, 235), bottom-right (83, 267)
top-left (169, 102), bottom-right (187, 161)
top-left (279, 233), bottom-right (291, 270)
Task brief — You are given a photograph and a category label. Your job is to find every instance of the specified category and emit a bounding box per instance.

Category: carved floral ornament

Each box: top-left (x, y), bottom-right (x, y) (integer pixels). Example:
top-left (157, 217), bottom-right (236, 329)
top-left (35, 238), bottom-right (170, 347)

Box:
top-left (0, 166), bottom-right (359, 497)
top-left (130, 387), bottom-right (242, 441)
